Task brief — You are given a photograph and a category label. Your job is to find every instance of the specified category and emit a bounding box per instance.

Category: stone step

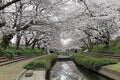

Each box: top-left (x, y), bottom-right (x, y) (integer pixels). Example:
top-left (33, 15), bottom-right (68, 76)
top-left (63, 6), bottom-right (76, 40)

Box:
top-left (14, 55), bottom-right (28, 59)
top-left (0, 55), bottom-right (26, 60)
top-left (84, 53), bottom-right (120, 60)
top-left (25, 70), bottom-right (33, 77)
top-left (0, 55), bottom-right (27, 62)
top-left (0, 56), bottom-right (7, 59)
top-left (92, 54), bottom-right (120, 58)
top-left (0, 54), bottom-right (44, 66)
top-left (0, 56), bottom-right (34, 66)
top-left (0, 58), bottom-right (9, 63)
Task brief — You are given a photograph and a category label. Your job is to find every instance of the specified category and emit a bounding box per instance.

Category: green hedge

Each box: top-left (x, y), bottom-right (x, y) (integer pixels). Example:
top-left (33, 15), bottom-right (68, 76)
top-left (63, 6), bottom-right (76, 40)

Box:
top-left (71, 54), bottom-right (118, 70)
top-left (89, 41), bottom-right (120, 54)
top-left (0, 46), bottom-right (44, 59)
top-left (23, 54), bottom-right (57, 70)
top-left (20, 46), bottom-right (44, 55)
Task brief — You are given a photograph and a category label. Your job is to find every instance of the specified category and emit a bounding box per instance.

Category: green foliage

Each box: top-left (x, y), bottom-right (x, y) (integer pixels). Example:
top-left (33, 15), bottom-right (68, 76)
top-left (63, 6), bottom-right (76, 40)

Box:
top-left (20, 46), bottom-right (44, 55)
top-left (23, 54), bottom-right (57, 70)
top-left (90, 44), bottom-right (105, 53)
top-left (80, 48), bottom-right (86, 53)
top-left (71, 54), bottom-right (118, 70)
top-left (0, 46), bottom-right (16, 59)
top-left (0, 45), bottom-right (44, 59)
top-left (23, 61), bottom-right (47, 70)
top-left (90, 41), bottom-right (120, 54)
top-left (0, 46), bottom-right (6, 55)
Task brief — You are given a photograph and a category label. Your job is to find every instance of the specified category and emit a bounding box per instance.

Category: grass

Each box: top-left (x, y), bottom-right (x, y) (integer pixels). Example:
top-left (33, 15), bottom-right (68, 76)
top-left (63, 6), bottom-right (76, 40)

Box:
top-left (23, 54), bottom-right (57, 70)
top-left (0, 46), bottom-right (44, 59)
top-left (71, 54), bottom-right (118, 70)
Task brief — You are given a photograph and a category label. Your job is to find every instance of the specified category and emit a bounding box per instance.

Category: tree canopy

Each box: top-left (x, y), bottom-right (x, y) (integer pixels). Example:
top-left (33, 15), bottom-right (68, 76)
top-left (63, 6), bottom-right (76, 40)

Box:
top-left (0, 0), bottom-right (120, 51)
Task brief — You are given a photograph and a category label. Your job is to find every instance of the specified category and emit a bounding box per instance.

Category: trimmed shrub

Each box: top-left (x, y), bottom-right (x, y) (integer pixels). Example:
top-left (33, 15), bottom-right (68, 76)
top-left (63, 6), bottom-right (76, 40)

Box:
top-left (23, 54), bottom-right (57, 70)
top-left (20, 46), bottom-right (44, 55)
top-left (0, 45), bottom-right (44, 59)
top-left (90, 44), bottom-right (105, 53)
top-left (71, 54), bottom-right (118, 70)
top-left (89, 41), bottom-right (120, 54)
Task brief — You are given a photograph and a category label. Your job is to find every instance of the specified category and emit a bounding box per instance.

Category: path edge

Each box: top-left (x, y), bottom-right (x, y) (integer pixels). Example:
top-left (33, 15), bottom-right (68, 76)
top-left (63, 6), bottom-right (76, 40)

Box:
top-left (16, 69), bottom-right (27, 80)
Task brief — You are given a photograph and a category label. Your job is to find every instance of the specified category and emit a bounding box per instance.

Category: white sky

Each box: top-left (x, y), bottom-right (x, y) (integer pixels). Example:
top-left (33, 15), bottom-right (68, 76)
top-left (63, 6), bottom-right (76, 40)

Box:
top-left (61, 38), bottom-right (72, 46)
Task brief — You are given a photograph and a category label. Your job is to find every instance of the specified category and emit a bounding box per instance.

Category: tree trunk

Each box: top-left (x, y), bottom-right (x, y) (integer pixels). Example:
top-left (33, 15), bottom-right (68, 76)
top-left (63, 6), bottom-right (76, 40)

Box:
top-left (31, 40), bottom-right (37, 49)
top-left (16, 35), bottom-right (21, 49)
top-left (87, 36), bottom-right (92, 50)
top-left (25, 37), bottom-right (29, 47)
top-left (1, 33), bottom-right (13, 48)
top-left (31, 42), bottom-right (36, 49)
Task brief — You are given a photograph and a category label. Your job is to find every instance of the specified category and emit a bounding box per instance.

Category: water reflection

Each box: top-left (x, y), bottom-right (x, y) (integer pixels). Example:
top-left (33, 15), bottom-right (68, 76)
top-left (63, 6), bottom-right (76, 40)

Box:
top-left (50, 61), bottom-right (111, 80)
top-left (50, 61), bottom-right (86, 80)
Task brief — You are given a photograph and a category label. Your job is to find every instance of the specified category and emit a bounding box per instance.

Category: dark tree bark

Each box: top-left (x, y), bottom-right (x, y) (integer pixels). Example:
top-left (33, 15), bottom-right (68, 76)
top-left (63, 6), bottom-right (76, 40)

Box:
top-left (25, 37), bottom-right (33, 47)
top-left (16, 35), bottom-right (21, 49)
top-left (31, 39), bottom-right (39, 49)
top-left (87, 36), bottom-right (92, 50)
top-left (0, 21), bottom-right (6, 28)
top-left (0, 0), bottom-right (20, 10)
top-left (1, 33), bottom-right (13, 48)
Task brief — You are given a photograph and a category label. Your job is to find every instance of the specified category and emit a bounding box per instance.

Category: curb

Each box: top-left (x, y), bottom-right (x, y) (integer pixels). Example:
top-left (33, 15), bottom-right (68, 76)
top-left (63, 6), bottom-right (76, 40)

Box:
top-left (16, 69), bottom-right (27, 80)
top-left (98, 67), bottom-right (120, 80)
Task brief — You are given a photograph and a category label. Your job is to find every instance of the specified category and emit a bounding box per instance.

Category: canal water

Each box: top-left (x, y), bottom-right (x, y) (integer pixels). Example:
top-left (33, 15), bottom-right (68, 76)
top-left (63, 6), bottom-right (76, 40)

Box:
top-left (50, 61), bottom-right (111, 80)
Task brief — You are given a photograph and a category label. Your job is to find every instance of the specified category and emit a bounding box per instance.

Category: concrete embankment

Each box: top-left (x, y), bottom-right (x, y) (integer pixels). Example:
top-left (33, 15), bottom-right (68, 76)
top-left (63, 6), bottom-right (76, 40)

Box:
top-left (83, 52), bottom-right (120, 80)
top-left (98, 62), bottom-right (120, 80)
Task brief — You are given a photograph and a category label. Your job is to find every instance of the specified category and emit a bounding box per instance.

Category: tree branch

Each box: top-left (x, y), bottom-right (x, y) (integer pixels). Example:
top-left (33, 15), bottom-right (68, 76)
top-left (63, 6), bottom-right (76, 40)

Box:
top-left (0, 0), bottom-right (21, 10)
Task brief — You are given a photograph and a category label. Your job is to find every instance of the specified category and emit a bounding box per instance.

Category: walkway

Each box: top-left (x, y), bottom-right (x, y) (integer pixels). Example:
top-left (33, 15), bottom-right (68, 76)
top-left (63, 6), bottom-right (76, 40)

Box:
top-left (0, 57), bottom-right (37, 80)
top-left (20, 70), bottom-right (46, 80)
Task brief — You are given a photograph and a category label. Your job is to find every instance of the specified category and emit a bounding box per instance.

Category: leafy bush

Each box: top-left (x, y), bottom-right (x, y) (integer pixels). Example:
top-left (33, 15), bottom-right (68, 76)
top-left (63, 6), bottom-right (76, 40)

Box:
top-left (23, 61), bottom-right (47, 70)
top-left (0, 45), bottom-right (44, 59)
top-left (90, 44), bottom-right (106, 53)
top-left (89, 40), bottom-right (120, 54)
top-left (80, 48), bottom-right (86, 53)
top-left (0, 46), bottom-right (6, 56)
top-left (0, 46), bottom-right (17, 59)
top-left (20, 46), bottom-right (44, 55)
top-left (23, 54), bottom-right (57, 70)
top-left (71, 54), bottom-right (118, 70)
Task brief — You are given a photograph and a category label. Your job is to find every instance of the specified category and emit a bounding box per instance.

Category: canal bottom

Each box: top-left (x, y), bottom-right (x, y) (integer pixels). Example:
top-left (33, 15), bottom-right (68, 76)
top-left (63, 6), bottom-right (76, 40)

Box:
top-left (48, 61), bottom-right (112, 80)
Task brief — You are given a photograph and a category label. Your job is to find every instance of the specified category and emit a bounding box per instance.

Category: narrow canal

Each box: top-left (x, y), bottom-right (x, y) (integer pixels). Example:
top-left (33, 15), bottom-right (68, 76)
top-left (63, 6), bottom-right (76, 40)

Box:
top-left (50, 61), bottom-right (111, 80)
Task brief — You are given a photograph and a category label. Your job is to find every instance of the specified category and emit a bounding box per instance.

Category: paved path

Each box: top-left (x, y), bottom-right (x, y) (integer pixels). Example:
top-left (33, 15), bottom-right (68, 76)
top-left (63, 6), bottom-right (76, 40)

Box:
top-left (20, 70), bottom-right (46, 80)
top-left (0, 58), bottom-right (36, 80)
